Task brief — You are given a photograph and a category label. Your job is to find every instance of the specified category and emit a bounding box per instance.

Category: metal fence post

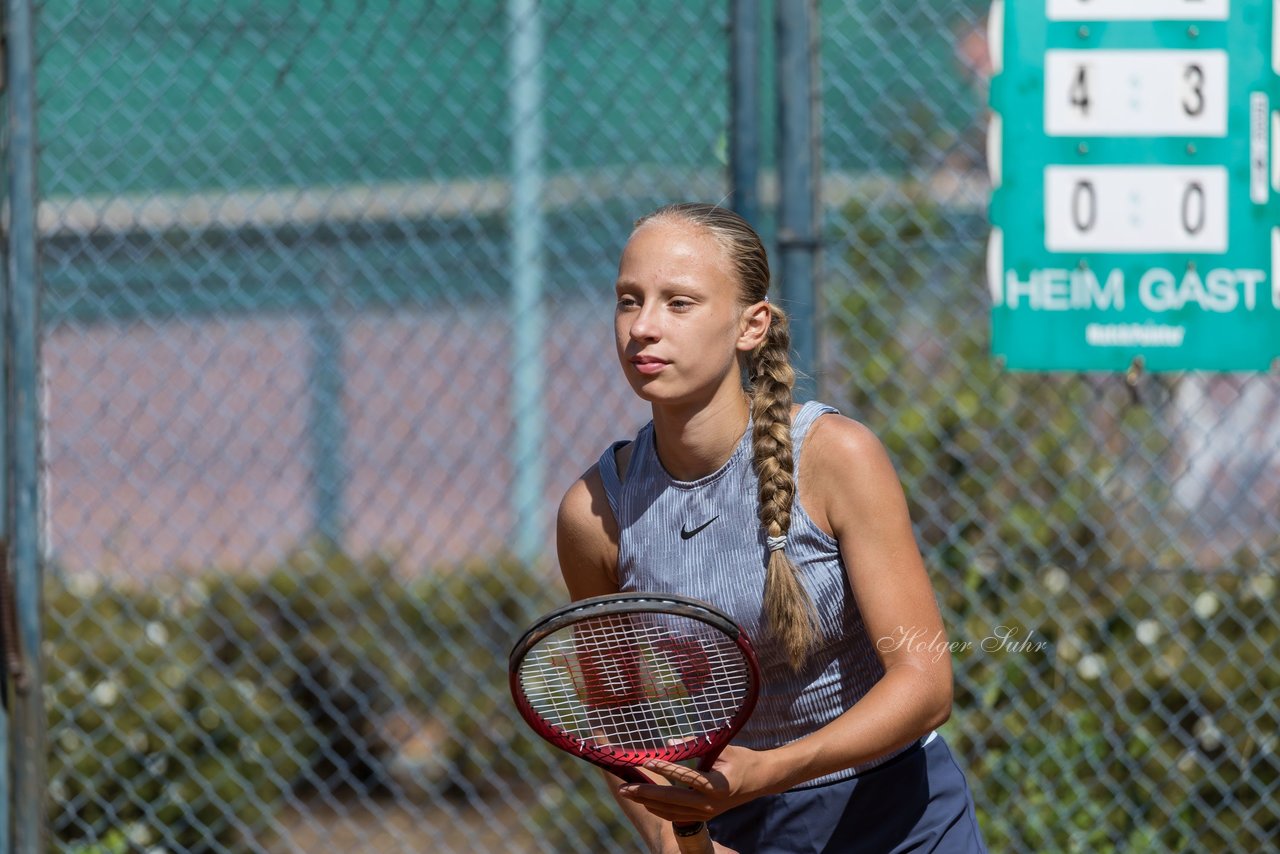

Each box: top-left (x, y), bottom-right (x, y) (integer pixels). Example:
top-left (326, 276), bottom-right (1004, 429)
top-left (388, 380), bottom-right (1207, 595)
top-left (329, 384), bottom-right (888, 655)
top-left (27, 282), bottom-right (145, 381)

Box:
top-left (774, 0), bottom-right (820, 402)
top-left (4, 0), bottom-right (46, 850)
top-left (508, 0), bottom-right (547, 568)
top-left (0, 221), bottom-right (9, 854)
top-left (309, 277), bottom-right (347, 549)
top-left (730, 0), bottom-right (761, 228)
top-left (0, 16), bottom-right (11, 831)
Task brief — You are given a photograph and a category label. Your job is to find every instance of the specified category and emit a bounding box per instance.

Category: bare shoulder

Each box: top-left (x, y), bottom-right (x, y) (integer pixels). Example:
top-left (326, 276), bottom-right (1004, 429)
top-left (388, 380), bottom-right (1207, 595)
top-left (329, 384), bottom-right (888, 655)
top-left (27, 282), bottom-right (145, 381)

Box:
top-left (804, 411), bottom-right (888, 467)
top-left (799, 412), bottom-right (905, 538)
top-left (556, 464), bottom-right (622, 599)
top-left (557, 464), bottom-right (618, 557)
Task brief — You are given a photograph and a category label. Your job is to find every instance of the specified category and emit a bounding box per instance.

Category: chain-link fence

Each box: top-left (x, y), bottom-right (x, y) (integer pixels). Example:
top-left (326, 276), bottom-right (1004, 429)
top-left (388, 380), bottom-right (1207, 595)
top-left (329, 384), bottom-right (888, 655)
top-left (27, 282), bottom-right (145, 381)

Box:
top-left (16, 0), bottom-right (1279, 851)
top-left (35, 1), bottom-right (720, 850)
top-left (819, 3), bottom-right (1278, 851)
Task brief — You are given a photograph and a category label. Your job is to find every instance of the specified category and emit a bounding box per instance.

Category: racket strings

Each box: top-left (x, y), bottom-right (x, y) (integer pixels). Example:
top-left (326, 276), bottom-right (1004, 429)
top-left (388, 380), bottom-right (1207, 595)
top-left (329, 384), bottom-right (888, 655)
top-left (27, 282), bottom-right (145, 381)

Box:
top-left (518, 616), bottom-right (751, 762)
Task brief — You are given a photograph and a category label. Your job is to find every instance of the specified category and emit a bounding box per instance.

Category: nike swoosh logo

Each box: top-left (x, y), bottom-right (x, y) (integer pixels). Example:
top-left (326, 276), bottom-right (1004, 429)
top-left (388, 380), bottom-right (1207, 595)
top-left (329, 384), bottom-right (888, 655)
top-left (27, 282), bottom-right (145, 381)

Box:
top-left (680, 516), bottom-right (719, 540)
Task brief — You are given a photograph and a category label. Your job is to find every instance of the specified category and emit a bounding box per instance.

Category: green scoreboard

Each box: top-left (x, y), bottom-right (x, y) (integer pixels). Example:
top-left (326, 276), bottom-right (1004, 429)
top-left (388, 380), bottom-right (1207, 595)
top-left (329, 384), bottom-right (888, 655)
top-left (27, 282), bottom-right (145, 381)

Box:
top-left (988, 0), bottom-right (1280, 370)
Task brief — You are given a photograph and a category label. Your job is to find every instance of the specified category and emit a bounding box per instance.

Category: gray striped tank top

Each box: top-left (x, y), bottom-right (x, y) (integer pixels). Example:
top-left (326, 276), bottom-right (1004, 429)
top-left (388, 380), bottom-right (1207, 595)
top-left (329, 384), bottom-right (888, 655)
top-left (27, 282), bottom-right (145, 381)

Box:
top-left (595, 401), bottom-right (924, 785)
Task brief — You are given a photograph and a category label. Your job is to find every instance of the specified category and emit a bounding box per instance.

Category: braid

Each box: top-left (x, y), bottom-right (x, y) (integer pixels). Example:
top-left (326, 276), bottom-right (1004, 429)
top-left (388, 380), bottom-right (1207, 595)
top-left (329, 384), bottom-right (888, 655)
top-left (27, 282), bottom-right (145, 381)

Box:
top-left (635, 202), bottom-right (819, 668)
top-left (750, 306), bottom-right (819, 669)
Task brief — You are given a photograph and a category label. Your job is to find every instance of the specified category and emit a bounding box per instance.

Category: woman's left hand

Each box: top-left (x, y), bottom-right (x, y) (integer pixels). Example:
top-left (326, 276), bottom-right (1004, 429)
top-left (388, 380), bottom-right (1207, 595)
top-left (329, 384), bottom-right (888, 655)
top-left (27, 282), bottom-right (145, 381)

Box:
top-left (616, 745), bottom-right (780, 824)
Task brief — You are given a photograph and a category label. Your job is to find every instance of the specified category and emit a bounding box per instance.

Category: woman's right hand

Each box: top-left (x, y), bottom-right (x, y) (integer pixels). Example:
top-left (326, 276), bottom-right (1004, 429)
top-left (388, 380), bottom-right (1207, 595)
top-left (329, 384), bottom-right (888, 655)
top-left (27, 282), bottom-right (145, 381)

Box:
top-left (658, 839), bottom-right (738, 854)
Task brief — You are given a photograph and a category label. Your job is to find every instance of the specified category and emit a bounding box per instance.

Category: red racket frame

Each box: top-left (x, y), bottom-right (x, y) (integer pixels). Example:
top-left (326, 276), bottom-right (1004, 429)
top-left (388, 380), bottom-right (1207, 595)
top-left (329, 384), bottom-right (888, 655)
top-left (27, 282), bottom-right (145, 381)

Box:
top-left (509, 592), bottom-right (761, 833)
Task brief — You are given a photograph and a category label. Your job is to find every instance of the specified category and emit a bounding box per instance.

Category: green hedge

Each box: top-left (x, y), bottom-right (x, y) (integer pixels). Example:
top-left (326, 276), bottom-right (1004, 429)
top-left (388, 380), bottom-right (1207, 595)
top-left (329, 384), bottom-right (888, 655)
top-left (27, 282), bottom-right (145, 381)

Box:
top-left (943, 566), bottom-right (1279, 851)
top-left (47, 569), bottom-right (315, 850)
top-left (44, 549), bottom-right (1277, 851)
top-left (46, 548), bottom-right (562, 852)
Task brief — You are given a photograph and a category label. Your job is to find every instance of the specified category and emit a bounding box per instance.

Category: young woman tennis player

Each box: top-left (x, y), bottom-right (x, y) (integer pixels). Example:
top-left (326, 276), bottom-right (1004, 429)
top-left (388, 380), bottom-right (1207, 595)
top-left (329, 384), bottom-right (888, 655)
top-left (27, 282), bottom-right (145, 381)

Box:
top-left (556, 203), bottom-right (988, 853)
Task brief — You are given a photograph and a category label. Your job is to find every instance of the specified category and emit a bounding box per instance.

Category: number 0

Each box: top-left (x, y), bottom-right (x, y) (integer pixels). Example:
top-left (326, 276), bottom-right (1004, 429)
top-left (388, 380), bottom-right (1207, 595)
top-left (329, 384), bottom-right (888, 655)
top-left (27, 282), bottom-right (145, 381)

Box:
top-left (1182, 182), bottom-right (1205, 235)
top-left (1072, 181), bottom-right (1097, 232)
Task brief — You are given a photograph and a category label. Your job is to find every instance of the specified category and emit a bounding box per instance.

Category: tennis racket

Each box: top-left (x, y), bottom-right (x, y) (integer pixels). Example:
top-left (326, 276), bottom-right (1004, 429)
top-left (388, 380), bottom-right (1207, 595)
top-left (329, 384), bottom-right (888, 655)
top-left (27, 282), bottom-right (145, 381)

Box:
top-left (509, 592), bottom-right (761, 854)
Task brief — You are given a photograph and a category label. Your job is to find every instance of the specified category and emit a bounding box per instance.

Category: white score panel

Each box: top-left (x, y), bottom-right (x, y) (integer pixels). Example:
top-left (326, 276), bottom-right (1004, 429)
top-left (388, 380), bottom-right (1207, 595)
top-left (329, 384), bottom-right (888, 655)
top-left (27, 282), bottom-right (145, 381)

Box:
top-left (1045, 165), bottom-right (1229, 253)
top-left (1046, 50), bottom-right (1228, 136)
top-left (1047, 0), bottom-right (1229, 20)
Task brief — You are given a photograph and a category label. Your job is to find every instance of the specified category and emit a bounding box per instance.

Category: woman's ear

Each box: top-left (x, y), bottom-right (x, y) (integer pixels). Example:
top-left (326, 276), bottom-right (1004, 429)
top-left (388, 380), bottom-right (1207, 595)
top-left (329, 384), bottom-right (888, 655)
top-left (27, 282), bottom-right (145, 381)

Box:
top-left (737, 301), bottom-right (771, 352)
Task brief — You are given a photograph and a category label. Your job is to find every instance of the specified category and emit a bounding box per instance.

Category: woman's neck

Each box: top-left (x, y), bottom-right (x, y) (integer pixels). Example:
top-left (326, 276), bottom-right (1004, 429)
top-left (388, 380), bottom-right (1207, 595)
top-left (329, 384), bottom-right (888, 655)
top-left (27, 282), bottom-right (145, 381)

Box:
top-left (650, 391), bottom-right (751, 481)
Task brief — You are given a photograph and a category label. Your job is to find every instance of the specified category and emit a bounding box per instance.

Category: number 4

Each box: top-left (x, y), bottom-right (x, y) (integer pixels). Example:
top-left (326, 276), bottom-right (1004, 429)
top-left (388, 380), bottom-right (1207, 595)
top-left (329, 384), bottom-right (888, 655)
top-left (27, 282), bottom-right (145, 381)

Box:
top-left (1070, 65), bottom-right (1089, 115)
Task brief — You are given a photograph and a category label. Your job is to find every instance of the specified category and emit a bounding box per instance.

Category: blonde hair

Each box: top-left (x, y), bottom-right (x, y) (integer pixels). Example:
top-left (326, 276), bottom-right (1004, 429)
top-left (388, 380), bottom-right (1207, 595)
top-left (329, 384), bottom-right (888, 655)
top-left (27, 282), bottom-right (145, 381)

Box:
top-left (634, 203), bottom-right (819, 668)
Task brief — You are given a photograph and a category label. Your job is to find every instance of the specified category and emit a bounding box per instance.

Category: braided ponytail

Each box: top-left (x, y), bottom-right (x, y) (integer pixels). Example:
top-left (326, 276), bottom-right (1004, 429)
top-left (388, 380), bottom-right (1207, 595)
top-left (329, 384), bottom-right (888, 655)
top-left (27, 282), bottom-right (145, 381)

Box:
top-left (635, 202), bottom-right (819, 669)
top-left (749, 306), bottom-right (820, 669)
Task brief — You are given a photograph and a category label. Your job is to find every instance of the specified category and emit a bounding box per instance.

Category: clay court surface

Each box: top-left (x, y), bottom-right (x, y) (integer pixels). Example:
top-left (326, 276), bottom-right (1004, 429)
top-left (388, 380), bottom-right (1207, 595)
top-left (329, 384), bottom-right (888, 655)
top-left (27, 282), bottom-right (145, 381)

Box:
top-left (42, 307), bottom-right (650, 581)
top-left (42, 310), bottom-right (1277, 582)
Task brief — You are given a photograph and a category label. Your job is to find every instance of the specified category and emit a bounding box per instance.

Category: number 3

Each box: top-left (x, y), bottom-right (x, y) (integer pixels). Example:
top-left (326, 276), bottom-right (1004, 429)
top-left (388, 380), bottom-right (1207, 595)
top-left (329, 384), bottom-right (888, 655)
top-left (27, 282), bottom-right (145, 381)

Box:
top-left (1183, 64), bottom-right (1205, 117)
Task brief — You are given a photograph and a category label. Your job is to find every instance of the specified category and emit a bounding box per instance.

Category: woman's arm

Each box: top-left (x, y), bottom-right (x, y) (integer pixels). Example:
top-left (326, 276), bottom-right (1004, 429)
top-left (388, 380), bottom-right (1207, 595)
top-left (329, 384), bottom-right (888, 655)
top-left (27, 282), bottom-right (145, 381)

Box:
top-left (555, 466), bottom-right (623, 600)
top-left (617, 415), bottom-right (954, 821)
top-left (556, 467), bottom-right (734, 853)
top-left (758, 414), bottom-right (953, 785)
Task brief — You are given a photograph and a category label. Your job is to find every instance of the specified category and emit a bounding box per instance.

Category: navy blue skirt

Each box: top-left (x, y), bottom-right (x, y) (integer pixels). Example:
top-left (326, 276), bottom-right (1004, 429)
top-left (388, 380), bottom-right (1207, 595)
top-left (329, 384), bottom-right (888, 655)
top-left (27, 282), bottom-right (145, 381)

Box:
top-left (708, 735), bottom-right (987, 853)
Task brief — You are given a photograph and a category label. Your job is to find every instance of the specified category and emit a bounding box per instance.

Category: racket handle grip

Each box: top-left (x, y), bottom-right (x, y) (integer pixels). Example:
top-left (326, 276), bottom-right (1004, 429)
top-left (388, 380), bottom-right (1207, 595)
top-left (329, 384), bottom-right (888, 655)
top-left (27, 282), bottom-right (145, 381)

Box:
top-left (672, 821), bottom-right (714, 854)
